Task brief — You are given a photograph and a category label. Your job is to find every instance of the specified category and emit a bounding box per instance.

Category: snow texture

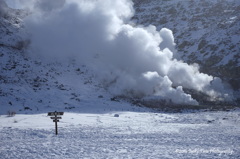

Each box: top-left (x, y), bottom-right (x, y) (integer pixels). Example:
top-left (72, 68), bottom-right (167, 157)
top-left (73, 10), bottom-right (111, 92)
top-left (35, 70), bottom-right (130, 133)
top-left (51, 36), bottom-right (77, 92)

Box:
top-left (1, 109), bottom-right (240, 159)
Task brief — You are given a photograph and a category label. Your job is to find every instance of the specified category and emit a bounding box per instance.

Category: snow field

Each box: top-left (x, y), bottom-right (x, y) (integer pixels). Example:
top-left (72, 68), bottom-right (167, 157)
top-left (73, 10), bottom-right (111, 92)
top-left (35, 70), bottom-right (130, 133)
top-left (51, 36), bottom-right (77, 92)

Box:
top-left (1, 110), bottom-right (240, 159)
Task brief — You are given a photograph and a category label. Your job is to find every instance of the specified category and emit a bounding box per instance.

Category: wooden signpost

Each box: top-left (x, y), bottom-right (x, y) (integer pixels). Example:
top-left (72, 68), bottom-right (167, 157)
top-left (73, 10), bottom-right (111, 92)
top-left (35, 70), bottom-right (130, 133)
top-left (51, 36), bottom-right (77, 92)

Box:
top-left (48, 111), bottom-right (64, 135)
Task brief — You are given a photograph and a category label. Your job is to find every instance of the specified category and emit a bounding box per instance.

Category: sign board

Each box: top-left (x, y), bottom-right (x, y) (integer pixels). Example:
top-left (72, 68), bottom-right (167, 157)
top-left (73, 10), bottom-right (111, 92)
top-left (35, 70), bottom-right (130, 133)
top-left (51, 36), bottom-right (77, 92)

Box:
top-left (50, 117), bottom-right (62, 119)
top-left (48, 112), bottom-right (64, 116)
top-left (47, 111), bottom-right (64, 135)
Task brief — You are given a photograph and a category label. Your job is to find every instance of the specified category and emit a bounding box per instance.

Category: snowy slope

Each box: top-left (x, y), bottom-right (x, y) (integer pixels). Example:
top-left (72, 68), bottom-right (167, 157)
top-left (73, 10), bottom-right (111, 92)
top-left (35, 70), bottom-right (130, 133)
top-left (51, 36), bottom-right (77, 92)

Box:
top-left (132, 0), bottom-right (240, 90)
top-left (0, 1), bottom-right (239, 114)
top-left (0, 0), bottom-right (239, 113)
top-left (0, 1), bottom-right (122, 115)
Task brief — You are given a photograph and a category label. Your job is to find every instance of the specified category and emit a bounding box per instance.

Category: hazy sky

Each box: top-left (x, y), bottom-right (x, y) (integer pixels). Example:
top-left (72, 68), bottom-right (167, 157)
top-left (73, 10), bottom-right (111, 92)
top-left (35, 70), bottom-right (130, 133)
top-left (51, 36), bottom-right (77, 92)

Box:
top-left (5, 0), bottom-right (23, 9)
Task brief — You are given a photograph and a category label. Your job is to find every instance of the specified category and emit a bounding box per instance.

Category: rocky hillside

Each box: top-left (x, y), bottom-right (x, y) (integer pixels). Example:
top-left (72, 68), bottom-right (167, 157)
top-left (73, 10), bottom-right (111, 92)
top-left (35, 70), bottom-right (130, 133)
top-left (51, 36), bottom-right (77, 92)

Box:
top-left (132, 0), bottom-right (240, 91)
top-left (0, 1), bottom-right (105, 113)
top-left (0, 0), bottom-right (239, 111)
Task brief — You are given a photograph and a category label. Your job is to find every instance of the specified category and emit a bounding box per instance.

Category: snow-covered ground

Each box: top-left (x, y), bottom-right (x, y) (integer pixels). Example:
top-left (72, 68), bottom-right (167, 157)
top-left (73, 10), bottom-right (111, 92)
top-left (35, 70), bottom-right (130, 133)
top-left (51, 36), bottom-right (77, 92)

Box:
top-left (1, 107), bottom-right (240, 158)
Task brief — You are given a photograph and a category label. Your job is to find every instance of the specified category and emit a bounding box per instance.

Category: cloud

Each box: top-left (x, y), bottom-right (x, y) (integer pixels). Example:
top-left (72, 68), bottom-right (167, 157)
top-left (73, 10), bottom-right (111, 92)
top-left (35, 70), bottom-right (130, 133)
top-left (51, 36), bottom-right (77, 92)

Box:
top-left (22, 0), bottom-right (233, 105)
top-left (0, 0), bottom-right (8, 15)
top-left (4, 0), bottom-right (34, 9)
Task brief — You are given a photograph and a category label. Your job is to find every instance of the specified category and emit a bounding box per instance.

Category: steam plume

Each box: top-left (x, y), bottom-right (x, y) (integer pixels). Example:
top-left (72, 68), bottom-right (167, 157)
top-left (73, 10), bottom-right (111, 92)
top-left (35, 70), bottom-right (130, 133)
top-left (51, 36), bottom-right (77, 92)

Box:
top-left (17, 0), bottom-right (233, 105)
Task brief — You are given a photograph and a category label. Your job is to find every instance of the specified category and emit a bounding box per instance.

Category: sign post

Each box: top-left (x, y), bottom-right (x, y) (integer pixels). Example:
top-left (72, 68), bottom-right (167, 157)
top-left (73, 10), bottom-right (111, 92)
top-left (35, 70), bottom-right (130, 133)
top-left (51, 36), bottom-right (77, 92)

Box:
top-left (48, 111), bottom-right (64, 135)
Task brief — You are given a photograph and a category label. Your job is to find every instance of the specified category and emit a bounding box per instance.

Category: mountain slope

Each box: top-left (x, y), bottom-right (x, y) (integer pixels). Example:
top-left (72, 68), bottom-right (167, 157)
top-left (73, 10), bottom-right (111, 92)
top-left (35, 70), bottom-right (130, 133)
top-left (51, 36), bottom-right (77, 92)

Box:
top-left (0, 3), bottom-right (123, 114)
top-left (132, 0), bottom-right (240, 91)
top-left (0, 0), bottom-right (239, 115)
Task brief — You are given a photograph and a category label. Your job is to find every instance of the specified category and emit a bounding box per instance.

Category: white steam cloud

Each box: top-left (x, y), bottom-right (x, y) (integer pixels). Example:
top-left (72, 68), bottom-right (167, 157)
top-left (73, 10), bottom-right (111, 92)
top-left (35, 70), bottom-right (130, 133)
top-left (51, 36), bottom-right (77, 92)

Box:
top-left (19, 0), bottom-right (233, 105)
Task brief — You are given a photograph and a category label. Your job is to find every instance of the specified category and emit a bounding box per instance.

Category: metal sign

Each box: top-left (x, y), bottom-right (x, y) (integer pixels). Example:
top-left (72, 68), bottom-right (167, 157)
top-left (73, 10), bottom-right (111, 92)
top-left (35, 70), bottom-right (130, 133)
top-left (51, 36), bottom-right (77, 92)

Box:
top-left (47, 111), bottom-right (64, 135)
top-left (48, 112), bottom-right (64, 116)
top-left (50, 117), bottom-right (62, 119)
